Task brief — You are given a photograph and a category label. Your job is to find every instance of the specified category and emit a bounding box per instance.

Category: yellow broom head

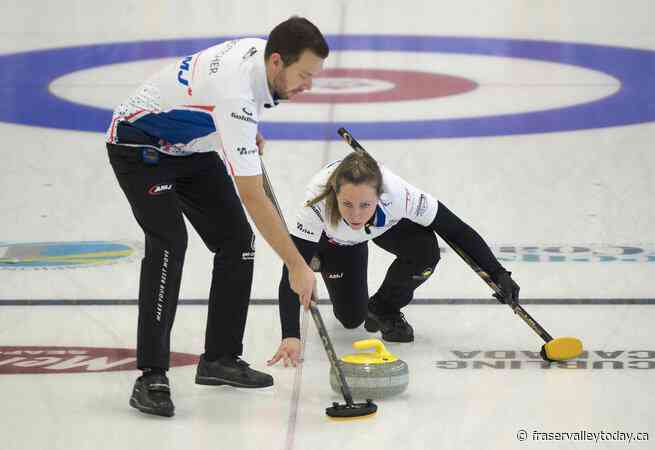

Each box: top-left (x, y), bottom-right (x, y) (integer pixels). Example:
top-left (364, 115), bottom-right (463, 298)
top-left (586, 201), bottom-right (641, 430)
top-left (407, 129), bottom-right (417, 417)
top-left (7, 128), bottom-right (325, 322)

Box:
top-left (542, 337), bottom-right (584, 361)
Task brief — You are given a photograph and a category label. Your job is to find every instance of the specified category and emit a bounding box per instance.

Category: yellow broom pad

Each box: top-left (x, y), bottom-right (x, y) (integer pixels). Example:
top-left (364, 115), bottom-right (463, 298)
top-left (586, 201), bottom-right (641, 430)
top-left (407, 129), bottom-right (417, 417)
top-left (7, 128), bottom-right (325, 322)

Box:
top-left (543, 337), bottom-right (583, 361)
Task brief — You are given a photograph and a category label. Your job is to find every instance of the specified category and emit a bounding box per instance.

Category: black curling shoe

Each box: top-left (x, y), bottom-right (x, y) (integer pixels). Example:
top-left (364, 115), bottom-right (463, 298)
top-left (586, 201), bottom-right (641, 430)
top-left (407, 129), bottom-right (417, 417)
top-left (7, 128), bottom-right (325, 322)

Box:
top-left (195, 355), bottom-right (274, 388)
top-left (129, 373), bottom-right (175, 417)
top-left (365, 307), bottom-right (415, 343)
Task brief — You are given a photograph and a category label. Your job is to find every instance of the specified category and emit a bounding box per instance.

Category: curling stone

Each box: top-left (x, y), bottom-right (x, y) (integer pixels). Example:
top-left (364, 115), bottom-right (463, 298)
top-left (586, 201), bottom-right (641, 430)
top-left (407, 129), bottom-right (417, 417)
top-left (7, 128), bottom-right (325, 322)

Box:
top-left (330, 339), bottom-right (409, 399)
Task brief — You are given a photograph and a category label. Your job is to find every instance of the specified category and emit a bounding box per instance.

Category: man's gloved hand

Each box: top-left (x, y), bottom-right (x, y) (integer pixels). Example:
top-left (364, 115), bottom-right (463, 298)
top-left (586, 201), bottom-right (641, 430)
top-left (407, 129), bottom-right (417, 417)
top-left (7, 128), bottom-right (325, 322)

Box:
top-left (493, 270), bottom-right (520, 307)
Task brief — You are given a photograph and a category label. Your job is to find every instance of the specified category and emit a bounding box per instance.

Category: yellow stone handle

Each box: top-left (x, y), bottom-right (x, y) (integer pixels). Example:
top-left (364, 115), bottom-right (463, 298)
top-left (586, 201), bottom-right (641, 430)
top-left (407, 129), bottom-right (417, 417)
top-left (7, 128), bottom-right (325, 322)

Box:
top-left (352, 339), bottom-right (393, 359)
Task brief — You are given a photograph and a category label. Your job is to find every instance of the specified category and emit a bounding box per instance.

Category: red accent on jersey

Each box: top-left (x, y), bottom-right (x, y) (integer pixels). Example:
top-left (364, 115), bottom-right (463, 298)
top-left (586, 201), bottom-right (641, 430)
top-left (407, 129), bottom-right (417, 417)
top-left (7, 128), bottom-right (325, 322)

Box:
top-left (108, 108), bottom-right (147, 141)
top-left (216, 133), bottom-right (236, 177)
top-left (125, 108), bottom-right (148, 121)
top-left (181, 104), bottom-right (215, 112)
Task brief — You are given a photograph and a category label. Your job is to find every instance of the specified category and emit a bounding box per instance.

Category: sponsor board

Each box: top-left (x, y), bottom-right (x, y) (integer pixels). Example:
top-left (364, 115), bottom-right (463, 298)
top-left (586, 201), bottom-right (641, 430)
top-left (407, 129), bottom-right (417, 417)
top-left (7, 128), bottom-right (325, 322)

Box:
top-left (0, 241), bottom-right (141, 270)
top-left (435, 244), bottom-right (655, 263)
top-left (0, 346), bottom-right (198, 374)
top-left (436, 350), bottom-right (655, 370)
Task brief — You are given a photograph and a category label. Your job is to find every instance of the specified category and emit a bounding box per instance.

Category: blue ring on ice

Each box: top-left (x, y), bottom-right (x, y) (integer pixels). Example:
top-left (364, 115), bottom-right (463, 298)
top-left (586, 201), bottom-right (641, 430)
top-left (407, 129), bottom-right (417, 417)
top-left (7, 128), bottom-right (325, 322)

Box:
top-left (0, 35), bottom-right (653, 140)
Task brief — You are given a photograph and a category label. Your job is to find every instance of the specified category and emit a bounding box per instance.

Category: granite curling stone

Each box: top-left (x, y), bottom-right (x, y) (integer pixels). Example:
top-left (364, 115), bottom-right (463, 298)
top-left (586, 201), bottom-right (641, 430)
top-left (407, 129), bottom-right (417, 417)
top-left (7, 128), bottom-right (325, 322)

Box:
top-left (330, 339), bottom-right (409, 399)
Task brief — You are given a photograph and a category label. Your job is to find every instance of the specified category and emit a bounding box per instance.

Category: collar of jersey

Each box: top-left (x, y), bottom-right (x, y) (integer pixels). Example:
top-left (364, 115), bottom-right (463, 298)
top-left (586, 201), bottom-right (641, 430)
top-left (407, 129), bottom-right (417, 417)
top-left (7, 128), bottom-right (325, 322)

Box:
top-left (371, 205), bottom-right (387, 227)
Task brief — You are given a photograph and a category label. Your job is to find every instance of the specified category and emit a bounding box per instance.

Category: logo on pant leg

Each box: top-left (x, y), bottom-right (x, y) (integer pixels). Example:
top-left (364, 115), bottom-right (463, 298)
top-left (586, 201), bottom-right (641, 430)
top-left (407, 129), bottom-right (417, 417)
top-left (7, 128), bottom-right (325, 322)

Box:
top-left (242, 234), bottom-right (255, 260)
top-left (412, 267), bottom-right (434, 280)
top-left (155, 249), bottom-right (170, 323)
top-left (148, 183), bottom-right (174, 195)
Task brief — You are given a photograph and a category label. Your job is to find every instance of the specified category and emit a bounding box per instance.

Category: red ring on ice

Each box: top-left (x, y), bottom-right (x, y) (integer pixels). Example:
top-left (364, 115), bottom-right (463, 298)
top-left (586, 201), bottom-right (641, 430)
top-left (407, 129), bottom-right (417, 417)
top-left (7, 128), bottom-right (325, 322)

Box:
top-left (291, 68), bottom-right (477, 103)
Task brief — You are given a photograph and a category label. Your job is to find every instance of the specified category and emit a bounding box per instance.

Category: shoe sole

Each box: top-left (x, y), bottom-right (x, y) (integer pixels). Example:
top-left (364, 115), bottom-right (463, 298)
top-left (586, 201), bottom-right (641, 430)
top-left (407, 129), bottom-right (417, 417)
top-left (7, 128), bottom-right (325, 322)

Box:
top-left (129, 396), bottom-right (174, 417)
top-left (381, 335), bottom-right (414, 343)
top-left (195, 375), bottom-right (273, 389)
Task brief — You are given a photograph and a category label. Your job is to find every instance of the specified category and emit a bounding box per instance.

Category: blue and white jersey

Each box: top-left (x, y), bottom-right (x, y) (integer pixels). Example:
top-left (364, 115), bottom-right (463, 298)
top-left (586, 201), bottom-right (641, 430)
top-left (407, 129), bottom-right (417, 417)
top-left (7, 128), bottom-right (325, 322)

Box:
top-left (290, 161), bottom-right (440, 245)
top-left (106, 38), bottom-right (275, 176)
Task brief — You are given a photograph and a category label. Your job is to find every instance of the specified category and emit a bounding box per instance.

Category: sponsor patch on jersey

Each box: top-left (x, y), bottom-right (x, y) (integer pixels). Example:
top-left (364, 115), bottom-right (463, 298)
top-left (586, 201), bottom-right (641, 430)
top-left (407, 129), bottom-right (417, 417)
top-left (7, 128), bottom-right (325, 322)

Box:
top-left (230, 112), bottom-right (258, 124)
top-left (296, 222), bottom-right (315, 236)
top-left (237, 147), bottom-right (258, 156)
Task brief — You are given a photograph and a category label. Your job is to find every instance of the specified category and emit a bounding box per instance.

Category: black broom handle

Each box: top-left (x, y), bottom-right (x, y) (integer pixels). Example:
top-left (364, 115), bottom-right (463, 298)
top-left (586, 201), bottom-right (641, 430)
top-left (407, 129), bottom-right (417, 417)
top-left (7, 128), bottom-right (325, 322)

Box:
top-left (260, 160), bottom-right (355, 405)
top-left (336, 127), bottom-right (555, 344)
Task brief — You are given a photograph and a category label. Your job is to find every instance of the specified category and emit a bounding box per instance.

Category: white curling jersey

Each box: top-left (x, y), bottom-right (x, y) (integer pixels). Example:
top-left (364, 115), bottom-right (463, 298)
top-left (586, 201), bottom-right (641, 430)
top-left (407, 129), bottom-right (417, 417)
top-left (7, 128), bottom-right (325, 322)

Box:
top-left (290, 161), bottom-right (440, 245)
top-left (106, 38), bottom-right (276, 176)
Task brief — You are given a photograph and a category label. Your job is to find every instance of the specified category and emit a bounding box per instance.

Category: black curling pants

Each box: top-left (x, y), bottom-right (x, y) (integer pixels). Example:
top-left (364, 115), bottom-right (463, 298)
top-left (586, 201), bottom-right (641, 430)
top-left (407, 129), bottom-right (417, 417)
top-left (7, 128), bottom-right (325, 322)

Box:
top-left (369, 219), bottom-right (441, 313)
top-left (320, 219), bottom-right (440, 326)
top-left (280, 219), bottom-right (440, 335)
top-left (107, 144), bottom-right (254, 370)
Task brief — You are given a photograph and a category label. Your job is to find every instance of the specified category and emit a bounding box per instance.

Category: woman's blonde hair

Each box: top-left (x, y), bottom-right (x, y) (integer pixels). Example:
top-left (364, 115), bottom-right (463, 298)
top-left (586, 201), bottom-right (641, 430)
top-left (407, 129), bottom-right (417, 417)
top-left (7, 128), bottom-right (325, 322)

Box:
top-left (306, 152), bottom-right (383, 226)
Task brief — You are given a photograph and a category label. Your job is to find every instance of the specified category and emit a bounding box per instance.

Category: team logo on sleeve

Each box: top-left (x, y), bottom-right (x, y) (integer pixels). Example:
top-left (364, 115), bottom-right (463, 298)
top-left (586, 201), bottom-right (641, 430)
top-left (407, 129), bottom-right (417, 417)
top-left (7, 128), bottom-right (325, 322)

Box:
top-left (416, 194), bottom-right (428, 217)
top-left (177, 56), bottom-right (192, 91)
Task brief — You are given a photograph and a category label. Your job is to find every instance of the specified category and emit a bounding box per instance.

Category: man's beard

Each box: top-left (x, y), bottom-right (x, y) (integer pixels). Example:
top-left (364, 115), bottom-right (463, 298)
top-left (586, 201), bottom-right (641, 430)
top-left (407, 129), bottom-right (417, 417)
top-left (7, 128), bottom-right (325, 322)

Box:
top-left (272, 71), bottom-right (290, 100)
